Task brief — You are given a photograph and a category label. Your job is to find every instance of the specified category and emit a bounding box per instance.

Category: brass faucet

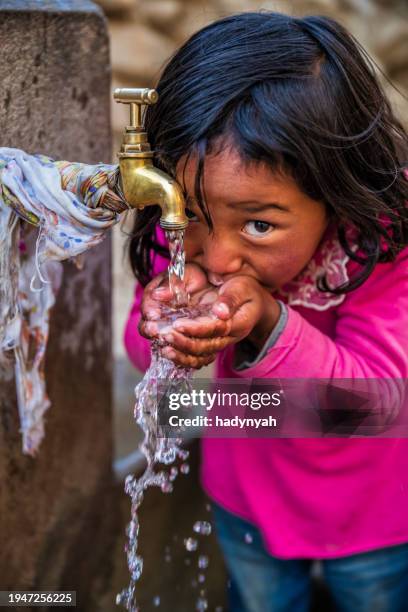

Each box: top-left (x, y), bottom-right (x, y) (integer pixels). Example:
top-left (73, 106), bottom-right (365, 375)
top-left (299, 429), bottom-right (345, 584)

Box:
top-left (114, 88), bottom-right (188, 230)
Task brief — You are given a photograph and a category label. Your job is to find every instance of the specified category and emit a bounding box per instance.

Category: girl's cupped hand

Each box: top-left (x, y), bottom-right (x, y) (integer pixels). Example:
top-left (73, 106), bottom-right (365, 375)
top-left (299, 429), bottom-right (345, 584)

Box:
top-left (139, 262), bottom-right (215, 323)
top-left (139, 264), bottom-right (281, 369)
top-left (139, 263), bottom-right (227, 369)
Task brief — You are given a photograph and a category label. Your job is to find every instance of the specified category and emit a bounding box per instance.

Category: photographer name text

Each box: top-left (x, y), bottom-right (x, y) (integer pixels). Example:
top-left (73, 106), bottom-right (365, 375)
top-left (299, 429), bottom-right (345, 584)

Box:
top-left (168, 414), bottom-right (277, 429)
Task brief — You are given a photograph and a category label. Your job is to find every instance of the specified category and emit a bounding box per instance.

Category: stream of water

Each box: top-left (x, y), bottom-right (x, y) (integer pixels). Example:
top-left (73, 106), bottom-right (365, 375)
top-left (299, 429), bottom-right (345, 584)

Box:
top-left (116, 230), bottom-right (213, 611)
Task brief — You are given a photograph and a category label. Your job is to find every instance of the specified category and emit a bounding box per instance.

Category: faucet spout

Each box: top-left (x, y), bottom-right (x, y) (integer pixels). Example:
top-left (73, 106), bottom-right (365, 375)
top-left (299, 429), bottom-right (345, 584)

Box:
top-left (119, 158), bottom-right (188, 231)
top-left (114, 87), bottom-right (188, 231)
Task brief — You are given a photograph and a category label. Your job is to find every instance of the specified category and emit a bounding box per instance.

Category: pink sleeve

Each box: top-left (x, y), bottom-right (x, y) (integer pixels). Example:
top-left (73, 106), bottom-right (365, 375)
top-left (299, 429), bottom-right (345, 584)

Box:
top-left (228, 248), bottom-right (408, 420)
top-left (123, 228), bottom-right (169, 373)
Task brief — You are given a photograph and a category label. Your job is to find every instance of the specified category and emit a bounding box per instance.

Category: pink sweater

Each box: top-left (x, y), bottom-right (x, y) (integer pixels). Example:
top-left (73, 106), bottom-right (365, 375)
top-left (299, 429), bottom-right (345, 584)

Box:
top-left (124, 227), bottom-right (408, 559)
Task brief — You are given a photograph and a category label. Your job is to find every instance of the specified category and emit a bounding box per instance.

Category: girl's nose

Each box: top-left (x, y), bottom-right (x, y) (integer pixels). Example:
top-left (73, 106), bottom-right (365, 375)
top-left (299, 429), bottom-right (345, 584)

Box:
top-left (200, 234), bottom-right (243, 278)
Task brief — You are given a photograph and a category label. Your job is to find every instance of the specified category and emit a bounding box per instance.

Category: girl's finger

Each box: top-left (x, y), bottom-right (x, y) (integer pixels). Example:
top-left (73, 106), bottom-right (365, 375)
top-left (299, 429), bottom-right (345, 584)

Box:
top-left (184, 263), bottom-right (212, 293)
top-left (141, 273), bottom-right (173, 314)
top-left (148, 281), bottom-right (173, 304)
top-left (139, 319), bottom-right (162, 339)
top-left (146, 271), bottom-right (168, 292)
top-left (150, 285), bottom-right (174, 301)
top-left (160, 329), bottom-right (232, 356)
top-left (151, 263), bottom-right (209, 301)
top-left (140, 301), bottom-right (162, 320)
top-left (172, 315), bottom-right (232, 338)
top-left (211, 281), bottom-right (252, 320)
top-left (212, 275), bottom-right (257, 319)
top-left (142, 277), bottom-right (174, 318)
top-left (198, 290), bottom-right (218, 305)
top-left (160, 346), bottom-right (216, 369)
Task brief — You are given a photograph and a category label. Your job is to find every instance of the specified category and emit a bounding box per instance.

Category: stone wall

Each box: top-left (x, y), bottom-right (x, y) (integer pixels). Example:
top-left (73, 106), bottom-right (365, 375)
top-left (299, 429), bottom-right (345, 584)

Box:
top-left (0, 2), bottom-right (118, 609)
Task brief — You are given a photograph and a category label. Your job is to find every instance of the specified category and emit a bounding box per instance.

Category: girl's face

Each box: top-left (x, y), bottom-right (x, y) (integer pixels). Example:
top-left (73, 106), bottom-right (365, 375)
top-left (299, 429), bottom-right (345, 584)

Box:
top-left (177, 145), bottom-right (329, 291)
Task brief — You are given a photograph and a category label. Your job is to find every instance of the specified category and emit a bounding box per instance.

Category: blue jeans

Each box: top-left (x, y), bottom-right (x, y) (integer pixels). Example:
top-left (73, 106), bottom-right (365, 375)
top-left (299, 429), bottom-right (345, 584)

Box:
top-left (212, 502), bottom-right (408, 612)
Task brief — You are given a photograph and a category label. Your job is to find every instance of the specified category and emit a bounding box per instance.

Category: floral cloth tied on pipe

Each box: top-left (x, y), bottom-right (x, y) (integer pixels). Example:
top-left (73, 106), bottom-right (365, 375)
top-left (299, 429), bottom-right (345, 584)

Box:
top-left (0, 148), bottom-right (128, 456)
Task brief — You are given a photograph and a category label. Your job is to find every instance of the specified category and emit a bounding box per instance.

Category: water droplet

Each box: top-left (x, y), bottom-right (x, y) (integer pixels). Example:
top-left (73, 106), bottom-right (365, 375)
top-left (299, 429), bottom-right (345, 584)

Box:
top-left (124, 475), bottom-right (140, 497)
top-left (244, 532), bottom-right (254, 544)
top-left (178, 449), bottom-right (189, 461)
top-left (180, 463), bottom-right (190, 474)
top-left (153, 595), bottom-right (160, 607)
top-left (169, 467), bottom-right (178, 481)
top-left (191, 579), bottom-right (198, 588)
top-left (125, 474), bottom-right (134, 489)
top-left (126, 520), bottom-right (139, 540)
top-left (164, 554), bottom-right (171, 563)
top-left (161, 480), bottom-right (173, 494)
top-left (184, 537), bottom-right (198, 551)
top-left (193, 521), bottom-right (212, 535)
top-left (184, 558), bottom-right (191, 566)
top-left (198, 555), bottom-right (209, 569)
top-left (129, 555), bottom-right (143, 581)
top-left (205, 503), bottom-right (211, 512)
top-left (196, 597), bottom-right (208, 611)
top-left (198, 573), bottom-right (205, 583)
top-left (159, 447), bottom-right (177, 465)
top-left (215, 607), bottom-right (224, 612)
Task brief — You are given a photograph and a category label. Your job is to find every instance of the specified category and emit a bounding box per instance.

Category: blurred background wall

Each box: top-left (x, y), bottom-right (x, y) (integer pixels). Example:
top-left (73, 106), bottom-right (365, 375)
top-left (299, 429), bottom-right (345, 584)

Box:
top-left (102, 0), bottom-right (408, 472)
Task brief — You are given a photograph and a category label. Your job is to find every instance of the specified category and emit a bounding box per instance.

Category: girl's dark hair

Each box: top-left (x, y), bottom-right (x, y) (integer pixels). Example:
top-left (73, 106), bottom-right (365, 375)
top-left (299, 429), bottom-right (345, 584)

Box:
top-left (129, 11), bottom-right (408, 293)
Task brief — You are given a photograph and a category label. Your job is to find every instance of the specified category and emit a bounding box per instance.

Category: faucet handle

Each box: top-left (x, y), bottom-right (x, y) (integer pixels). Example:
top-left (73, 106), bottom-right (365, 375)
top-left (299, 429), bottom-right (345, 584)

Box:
top-left (114, 88), bottom-right (159, 131)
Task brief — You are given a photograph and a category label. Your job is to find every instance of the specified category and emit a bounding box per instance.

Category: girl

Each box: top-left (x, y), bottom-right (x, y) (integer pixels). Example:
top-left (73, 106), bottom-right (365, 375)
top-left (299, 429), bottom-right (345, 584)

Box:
top-left (124, 12), bottom-right (408, 612)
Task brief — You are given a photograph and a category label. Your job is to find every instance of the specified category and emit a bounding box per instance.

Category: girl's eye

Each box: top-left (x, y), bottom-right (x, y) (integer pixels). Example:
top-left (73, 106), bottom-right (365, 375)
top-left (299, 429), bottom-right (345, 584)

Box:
top-left (185, 208), bottom-right (199, 221)
top-left (243, 220), bottom-right (274, 237)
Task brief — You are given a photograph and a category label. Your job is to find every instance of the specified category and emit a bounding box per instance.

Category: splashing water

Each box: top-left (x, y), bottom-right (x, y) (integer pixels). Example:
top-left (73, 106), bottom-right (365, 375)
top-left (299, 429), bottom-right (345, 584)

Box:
top-left (198, 555), bottom-right (209, 569)
top-left (169, 466), bottom-right (178, 481)
top-left (167, 229), bottom-right (189, 307)
top-left (193, 521), bottom-right (212, 536)
top-left (196, 597), bottom-right (208, 611)
top-left (184, 537), bottom-right (198, 552)
top-left (180, 463), bottom-right (190, 475)
top-left (116, 229), bottom-right (212, 611)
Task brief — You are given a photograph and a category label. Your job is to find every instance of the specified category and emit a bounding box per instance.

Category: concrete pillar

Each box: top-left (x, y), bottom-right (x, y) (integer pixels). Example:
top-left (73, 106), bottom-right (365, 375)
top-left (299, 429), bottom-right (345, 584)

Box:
top-left (0, 2), bottom-right (117, 608)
